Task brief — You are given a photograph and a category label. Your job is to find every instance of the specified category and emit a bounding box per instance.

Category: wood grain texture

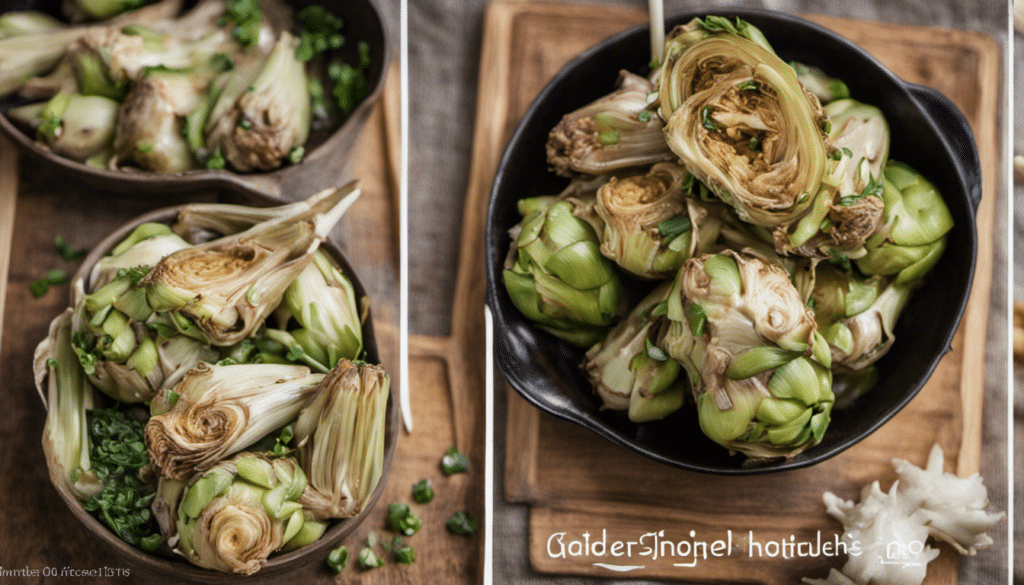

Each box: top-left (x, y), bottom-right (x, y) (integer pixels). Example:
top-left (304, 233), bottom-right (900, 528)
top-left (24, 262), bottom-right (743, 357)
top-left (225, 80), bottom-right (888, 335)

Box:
top-left (477, 2), bottom-right (1001, 583)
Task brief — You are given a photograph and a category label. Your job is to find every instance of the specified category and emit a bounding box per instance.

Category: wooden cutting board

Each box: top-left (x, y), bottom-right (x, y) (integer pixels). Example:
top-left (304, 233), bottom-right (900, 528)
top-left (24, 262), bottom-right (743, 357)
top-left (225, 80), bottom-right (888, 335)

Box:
top-left (0, 64), bottom-right (484, 583)
top-left (472, 2), bottom-right (1001, 583)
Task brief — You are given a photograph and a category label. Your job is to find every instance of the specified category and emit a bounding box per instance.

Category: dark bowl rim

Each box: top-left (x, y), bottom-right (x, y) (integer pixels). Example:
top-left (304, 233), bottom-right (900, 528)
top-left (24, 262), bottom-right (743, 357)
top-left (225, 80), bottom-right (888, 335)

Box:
top-left (485, 8), bottom-right (979, 476)
top-left (0, 0), bottom-right (393, 201)
top-left (47, 201), bottom-right (399, 582)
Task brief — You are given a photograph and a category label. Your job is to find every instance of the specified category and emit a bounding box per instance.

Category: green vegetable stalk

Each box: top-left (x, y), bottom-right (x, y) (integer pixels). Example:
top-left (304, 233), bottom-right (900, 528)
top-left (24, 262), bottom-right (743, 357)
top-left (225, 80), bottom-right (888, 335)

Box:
top-left (293, 359), bottom-right (390, 519)
top-left (855, 162), bottom-right (953, 285)
top-left (547, 70), bottom-right (675, 177)
top-left (659, 17), bottom-right (829, 228)
top-left (174, 453), bottom-right (322, 575)
top-left (145, 363), bottom-right (325, 479)
top-left (590, 163), bottom-right (719, 279)
top-left (663, 251), bottom-right (833, 459)
top-left (503, 188), bottom-right (627, 347)
top-left (142, 185), bottom-right (360, 346)
top-left (582, 281), bottom-right (685, 422)
top-left (205, 31), bottom-right (311, 171)
top-left (812, 265), bottom-right (915, 371)
top-left (34, 309), bottom-right (103, 500)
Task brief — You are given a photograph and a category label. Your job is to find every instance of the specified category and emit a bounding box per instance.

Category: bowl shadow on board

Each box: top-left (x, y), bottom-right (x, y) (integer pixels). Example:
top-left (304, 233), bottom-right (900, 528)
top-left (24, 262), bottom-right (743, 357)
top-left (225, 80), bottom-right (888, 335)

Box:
top-left (485, 9), bottom-right (980, 475)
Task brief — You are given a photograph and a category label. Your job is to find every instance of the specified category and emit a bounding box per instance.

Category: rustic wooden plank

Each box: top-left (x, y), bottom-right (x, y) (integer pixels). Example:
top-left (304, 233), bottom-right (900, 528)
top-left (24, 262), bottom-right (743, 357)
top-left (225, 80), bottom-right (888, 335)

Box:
top-left (0, 137), bottom-right (18, 352)
top-left (483, 2), bottom-right (1000, 582)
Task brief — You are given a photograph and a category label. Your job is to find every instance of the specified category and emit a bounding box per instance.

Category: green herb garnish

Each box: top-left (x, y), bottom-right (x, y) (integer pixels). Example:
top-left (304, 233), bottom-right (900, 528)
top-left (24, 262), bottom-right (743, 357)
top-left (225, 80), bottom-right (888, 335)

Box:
top-left (446, 511), bottom-right (478, 537)
top-left (412, 479), bottom-right (434, 504)
top-left (441, 446), bottom-right (468, 475)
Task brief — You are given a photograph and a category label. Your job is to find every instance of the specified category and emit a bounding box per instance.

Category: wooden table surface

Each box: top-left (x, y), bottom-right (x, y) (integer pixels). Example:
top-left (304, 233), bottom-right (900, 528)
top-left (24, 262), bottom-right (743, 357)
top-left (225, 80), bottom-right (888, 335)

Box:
top-left (406, 0), bottom-right (1010, 583)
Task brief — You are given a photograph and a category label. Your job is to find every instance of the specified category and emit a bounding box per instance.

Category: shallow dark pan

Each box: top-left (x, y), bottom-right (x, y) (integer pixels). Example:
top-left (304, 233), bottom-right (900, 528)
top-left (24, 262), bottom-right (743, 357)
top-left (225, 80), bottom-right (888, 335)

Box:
top-left (50, 194), bottom-right (398, 583)
top-left (485, 9), bottom-right (980, 475)
top-left (0, 0), bottom-right (390, 202)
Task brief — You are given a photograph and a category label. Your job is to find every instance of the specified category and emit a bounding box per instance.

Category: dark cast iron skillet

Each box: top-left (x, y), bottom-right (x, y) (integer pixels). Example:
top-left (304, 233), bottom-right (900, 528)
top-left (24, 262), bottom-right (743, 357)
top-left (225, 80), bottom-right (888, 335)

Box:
top-left (485, 9), bottom-right (980, 475)
top-left (0, 0), bottom-right (391, 202)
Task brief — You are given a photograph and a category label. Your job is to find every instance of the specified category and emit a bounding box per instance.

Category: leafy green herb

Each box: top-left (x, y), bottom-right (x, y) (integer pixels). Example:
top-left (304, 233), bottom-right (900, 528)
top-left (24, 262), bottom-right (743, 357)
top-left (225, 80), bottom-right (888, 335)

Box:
top-left (441, 446), bottom-right (468, 475)
top-left (238, 119), bottom-right (252, 130)
top-left (116, 266), bottom-right (151, 285)
top-left (637, 110), bottom-right (651, 123)
top-left (829, 80), bottom-right (851, 100)
top-left (46, 357), bottom-right (58, 369)
top-left (383, 535), bottom-right (402, 551)
top-left (385, 503), bottom-right (422, 536)
top-left (286, 345), bottom-right (306, 362)
top-left (358, 547), bottom-right (384, 568)
top-left (288, 145), bottom-right (305, 164)
top-left (828, 248), bottom-right (850, 270)
top-left (211, 52), bottom-right (235, 72)
top-left (206, 149), bottom-right (226, 170)
top-left (657, 216), bottom-right (691, 238)
top-left (446, 511), bottom-right (478, 536)
top-left (819, 217), bottom-right (834, 233)
top-left (326, 546), bottom-right (349, 573)
top-left (412, 479), bottom-right (434, 504)
top-left (55, 236), bottom-right (88, 261)
top-left (30, 279), bottom-right (49, 298)
top-left (682, 173), bottom-right (696, 193)
top-left (749, 135), bottom-right (760, 152)
top-left (645, 338), bottom-right (668, 362)
top-left (328, 40), bottom-right (372, 115)
top-left (842, 147), bottom-right (853, 158)
top-left (688, 303), bottom-right (707, 336)
top-left (737, 80), bottom-right (759, 92)
top-left (135, 141), bottom-right (154, 154)
top-left (295, 5), bottom-right (345, 62)
top-left (226, 0), bottom-right (261, 48)
top-left (272, 425), bottom-right (294, 455)
top-left (648, 58), bottom-right (660, 70)
top-left (394, 545), bottom-right (414, 565)
top-left (701, 106), bottom-right (719, 131)
top-left (650, 301), bottom-right (669, 318)
top-left (81, 407), bottom-right (160, 551)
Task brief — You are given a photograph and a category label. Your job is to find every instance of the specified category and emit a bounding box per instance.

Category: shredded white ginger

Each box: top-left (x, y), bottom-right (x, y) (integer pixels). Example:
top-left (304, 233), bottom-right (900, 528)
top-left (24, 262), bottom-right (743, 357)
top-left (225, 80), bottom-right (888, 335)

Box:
top-left (802, 444), bottom-right (1003, 585)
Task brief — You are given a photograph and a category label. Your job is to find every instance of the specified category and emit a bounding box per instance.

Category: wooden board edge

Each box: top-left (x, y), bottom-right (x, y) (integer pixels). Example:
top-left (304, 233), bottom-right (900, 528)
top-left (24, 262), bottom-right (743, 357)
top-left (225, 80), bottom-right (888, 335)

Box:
top-left (0, 137), bottom-right (18, 353)
top-left (953, 29), bottom-right (1002, 478)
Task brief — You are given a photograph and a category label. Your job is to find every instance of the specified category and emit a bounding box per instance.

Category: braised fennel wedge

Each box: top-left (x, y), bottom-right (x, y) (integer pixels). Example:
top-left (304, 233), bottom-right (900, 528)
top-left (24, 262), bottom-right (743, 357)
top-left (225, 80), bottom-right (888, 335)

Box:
top-left (2, 0), bottom-right (373, 173)
top-left (505, 15), bottom-right (954, 463)
top-left (35, 182), bottom-right (391, 575)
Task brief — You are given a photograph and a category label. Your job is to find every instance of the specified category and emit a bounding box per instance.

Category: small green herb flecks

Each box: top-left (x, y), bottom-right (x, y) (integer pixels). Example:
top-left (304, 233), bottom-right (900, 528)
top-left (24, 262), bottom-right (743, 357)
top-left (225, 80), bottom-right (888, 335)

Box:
top-left (326, 546), bottom-right (349, 573)
top-left (637, 110), bottom-right (651, 123)
top-left (385, 503), bottom-right (422, 536)
top-left (645, 338), bottom-right (668, 362)
top-left (701, 106), bottom-right (720, 131)
top-left (446, 511), bottom-right (478, 536)
top-left (358, 547), bottom-right (384, 569)
top-left (657, 216), bottom-right (691, 238)
top-left (55, 236), bottom-right (88, 261)
top-left (394, 545), bottom-right (414, 565)
top-left (412, 479), bottom-right (434, 504)
top-left (441, 446), bottom-right (468, 475)
top-left (206, 149), bottom-right (226, 169)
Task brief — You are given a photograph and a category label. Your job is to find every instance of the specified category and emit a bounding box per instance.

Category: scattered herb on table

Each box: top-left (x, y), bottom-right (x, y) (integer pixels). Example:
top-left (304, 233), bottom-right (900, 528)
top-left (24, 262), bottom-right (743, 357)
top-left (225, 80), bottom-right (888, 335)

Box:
top-left (412, 478), bottom-right (434, 503)
top-left (441, 446), bottom-right (468, 475)
top-left (385, 502), bottom-right (421, 536)
top-left (446, 511), bottom-right (478, 537)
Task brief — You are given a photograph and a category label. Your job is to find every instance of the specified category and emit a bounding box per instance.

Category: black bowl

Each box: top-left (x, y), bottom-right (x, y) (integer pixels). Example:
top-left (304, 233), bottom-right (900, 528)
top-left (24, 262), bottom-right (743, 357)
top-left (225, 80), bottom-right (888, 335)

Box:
top-left (485, 9), bottom-right (980, 475)
top-left (0, 0), bottom-right (390, 202)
